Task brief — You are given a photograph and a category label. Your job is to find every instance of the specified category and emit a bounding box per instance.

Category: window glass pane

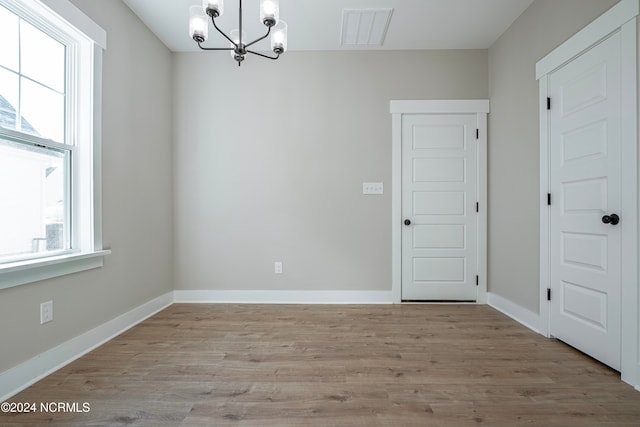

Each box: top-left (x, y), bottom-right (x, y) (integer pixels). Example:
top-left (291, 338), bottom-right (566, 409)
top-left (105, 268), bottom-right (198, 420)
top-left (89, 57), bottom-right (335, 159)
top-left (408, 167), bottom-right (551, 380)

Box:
top-left (21, 77), bottom-right (64, 142)
top-left (0, 5), bottom-right (19, 72)
top-left (0, 139), bottom-right (69, 260)
top-left (0, 67), bottom-right (19, 131)
top-left (20, 19), bottom-right (65, 93)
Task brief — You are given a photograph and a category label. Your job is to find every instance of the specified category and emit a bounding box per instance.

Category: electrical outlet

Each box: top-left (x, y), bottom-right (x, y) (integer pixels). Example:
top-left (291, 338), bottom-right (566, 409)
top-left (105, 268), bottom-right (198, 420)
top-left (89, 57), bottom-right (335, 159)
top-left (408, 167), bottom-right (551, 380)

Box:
top-left (40, 300), bottom-right (53, 324)
top-left (274, 261), bottom-right (283, 274)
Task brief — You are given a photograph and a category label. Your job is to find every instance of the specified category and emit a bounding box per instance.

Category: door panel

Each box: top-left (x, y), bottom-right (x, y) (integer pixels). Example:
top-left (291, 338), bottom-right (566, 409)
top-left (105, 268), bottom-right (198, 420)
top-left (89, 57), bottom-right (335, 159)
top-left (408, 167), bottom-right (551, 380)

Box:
top-left (414, 158), bottom-right (465, 182)
top-left (549, 32), bottom-right (621, 370)
top-left (402, 114), bottom-right (477, 301)
top-left (561, 232), bottom-right (607, 271)
top-left (414, 257), bottom-right (465, 281)
top-left (561, 178), bottom-right (607, 213)
top-left (413, 126), bottom-right (465, 150)
top-left (414, 192), bottom-right (465, 215)
top-left (414, 225), bottom-right (465, 249)
top-left (561, 281), bottom-right (607, 329)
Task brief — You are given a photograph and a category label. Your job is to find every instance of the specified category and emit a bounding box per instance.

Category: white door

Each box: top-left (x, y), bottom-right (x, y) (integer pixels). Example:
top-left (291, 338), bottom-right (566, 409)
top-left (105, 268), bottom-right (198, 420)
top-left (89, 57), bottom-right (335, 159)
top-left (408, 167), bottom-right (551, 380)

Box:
top-left (548, 32), bottom-right (621, 370)
top-left (401, 114), bottom-right (478, 301)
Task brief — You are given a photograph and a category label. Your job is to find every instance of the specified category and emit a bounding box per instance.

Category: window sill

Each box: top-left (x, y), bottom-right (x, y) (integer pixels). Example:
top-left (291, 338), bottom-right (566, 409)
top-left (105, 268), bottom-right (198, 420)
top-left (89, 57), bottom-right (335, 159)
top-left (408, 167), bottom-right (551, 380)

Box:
top-left (0, 250), bottom-right (111, 290)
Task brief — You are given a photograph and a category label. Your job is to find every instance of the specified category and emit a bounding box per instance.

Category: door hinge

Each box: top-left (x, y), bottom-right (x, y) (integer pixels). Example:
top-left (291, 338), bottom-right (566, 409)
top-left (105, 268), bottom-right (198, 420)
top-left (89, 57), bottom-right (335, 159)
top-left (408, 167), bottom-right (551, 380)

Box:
top-left (476, 129), bottom-right (479, 140)
top-left (547, 193), bottom-right (551, 206)
top-left (547, 288), bottom-right (551, 301)
top-left (547, 97), bottom-right (551, 110)
top-left (476, 275), bottom-right (479, 286)
top-left (476, 202), bottom-right (479, 213)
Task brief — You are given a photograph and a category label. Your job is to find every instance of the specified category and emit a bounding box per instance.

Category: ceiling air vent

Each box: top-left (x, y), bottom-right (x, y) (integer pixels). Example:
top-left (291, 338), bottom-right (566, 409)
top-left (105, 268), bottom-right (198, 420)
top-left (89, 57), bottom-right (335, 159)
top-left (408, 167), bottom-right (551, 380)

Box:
top-left (341, 8), bottom-right (393, 47)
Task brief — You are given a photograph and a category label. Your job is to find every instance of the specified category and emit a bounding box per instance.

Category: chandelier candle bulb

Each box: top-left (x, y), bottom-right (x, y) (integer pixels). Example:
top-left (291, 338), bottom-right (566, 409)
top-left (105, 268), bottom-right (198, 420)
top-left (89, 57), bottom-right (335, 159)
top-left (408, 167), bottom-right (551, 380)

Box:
top-left (189, 6), bottom-right (209, 42)
top-left (271, 20), bottom-right (287, 54)
top-left (260, 0), bottom-right (279, 27)
top-left (203, 0), bottom-right (223, 17)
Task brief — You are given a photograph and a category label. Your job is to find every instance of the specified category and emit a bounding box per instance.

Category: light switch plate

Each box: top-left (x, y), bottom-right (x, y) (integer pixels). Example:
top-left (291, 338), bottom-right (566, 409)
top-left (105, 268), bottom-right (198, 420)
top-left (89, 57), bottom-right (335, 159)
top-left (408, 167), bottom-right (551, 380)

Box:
top-left (363, 182), bottom-right (384, 195)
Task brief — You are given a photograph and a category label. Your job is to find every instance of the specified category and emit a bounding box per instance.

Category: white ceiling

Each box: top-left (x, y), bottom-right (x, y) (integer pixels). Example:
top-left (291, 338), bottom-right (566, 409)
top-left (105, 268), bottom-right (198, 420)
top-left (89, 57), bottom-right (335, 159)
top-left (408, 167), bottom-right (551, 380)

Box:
top-left (122, 0), bottom-right (534, 53)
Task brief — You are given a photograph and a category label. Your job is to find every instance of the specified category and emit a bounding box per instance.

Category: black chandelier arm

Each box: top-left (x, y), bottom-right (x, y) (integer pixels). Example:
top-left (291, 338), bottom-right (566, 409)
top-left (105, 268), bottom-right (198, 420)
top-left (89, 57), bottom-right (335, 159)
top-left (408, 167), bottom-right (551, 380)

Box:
top-left (210, 16), bottom-right (238, 48)
top-left (247, 49), bottom-right (281, 60)
top-left (244, 26), bottom-right (271, 49)
top-left (197, 41), bottom-right (234, 51)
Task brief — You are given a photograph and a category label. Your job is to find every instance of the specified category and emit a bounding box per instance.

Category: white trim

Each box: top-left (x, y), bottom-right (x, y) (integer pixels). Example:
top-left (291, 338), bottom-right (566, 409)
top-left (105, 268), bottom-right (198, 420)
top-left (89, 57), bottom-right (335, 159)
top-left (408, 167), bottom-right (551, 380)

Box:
top-left (535, 0), bottom-right (638, 79)
top-left (390, 99), bottom-right (489, 304)
top-left (391, 112), bottom-right (403, 304)
top-left (487, 292), bottom-right (541, 334)
top-left (476, 112), bottom-right (488, 304)
top-left (0, 250), bottom-right (111, 290)
top-left (92, 48), bottom-right (104, 250)
top-left (0, 292), bottom-right (173, 402)
top-left (390, 99), bottom-right (490, 114)
top-left (536, 3), bottom-right (639, 389)
top-left (40, 0), bottom-right (107, 48)
top-left (619, 18), bottom-right (639, 388)
top-left (173, 290), bottom-right (393, 304)
top-left (538, 77), bottom-right (551, 337)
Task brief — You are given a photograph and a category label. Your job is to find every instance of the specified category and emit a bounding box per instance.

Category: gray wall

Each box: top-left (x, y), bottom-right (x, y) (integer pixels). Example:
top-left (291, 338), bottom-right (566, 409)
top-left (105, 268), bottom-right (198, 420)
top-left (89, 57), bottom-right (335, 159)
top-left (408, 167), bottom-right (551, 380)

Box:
top-left (487, 0), bottom-right (619, 312)
top-left (0, 0), bottom-right (173, 373)
top-left (173, 50), bottom-right (487, 292)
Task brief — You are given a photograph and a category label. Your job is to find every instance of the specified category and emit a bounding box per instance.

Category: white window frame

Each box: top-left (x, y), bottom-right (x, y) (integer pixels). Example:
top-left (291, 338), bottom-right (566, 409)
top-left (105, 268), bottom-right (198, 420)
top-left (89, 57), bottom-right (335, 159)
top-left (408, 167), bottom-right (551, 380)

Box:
top-left (0, 0), bottom-right (108, 290)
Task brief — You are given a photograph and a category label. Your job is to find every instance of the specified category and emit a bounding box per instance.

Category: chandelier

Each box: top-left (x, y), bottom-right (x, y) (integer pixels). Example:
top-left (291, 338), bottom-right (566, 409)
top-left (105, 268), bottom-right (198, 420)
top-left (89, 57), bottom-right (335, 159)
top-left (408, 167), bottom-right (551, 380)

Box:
top-left (189, 0), bottom-right (288, 66)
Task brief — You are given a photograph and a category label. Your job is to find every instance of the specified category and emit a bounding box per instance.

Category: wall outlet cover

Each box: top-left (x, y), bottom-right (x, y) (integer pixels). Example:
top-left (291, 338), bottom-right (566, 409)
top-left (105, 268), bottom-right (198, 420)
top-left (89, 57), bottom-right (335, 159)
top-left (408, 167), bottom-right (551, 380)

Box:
top-left (40, 300), bottom-right (53, 324)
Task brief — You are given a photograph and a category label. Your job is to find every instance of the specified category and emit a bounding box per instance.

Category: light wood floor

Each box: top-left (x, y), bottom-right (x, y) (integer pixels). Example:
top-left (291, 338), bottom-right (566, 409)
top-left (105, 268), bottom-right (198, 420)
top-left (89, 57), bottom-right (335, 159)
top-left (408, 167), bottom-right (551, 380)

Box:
top-left (2, 304), bottom-right (640, 426)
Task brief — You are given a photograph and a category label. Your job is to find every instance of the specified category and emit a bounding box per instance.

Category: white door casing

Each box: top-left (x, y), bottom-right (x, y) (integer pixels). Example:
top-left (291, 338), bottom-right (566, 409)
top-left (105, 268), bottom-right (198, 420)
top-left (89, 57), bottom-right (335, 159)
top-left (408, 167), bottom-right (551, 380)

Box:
top-left (390, 100), bottom-right (489, 304)
top-left (537, 0), bottom-right (638, 387)
top-left (548, 32), bottom-right (622, 370)
top-left (401, 114), bottom-right (478, 301)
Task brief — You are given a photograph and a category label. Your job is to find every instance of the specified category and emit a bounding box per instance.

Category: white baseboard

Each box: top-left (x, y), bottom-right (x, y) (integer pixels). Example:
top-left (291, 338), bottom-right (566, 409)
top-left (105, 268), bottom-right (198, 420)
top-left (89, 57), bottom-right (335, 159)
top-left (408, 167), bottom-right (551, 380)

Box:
top-left (174, 290), bottom-right (394, 304)
top-left (487, 292), bottom-right (541, 334)
top-left (0, 291), bottom-right (173, 402)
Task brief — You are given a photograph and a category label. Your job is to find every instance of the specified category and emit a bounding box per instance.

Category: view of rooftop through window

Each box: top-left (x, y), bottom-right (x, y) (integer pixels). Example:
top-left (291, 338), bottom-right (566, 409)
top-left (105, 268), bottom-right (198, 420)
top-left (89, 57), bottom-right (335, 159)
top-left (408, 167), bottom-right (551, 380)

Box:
top-left (0, 3), bottom-right (69, 261)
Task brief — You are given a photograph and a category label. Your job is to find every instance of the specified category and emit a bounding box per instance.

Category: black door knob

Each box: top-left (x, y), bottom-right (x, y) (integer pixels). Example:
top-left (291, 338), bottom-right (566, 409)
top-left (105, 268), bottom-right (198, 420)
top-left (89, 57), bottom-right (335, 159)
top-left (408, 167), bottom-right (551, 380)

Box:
top-left (404, 219), bottom-right (411, 226)
top-left (602, 214), bottom-right (620, 225)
